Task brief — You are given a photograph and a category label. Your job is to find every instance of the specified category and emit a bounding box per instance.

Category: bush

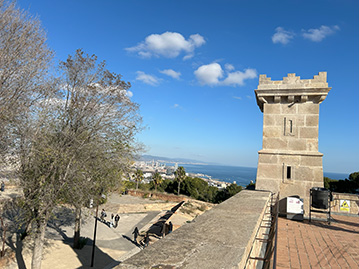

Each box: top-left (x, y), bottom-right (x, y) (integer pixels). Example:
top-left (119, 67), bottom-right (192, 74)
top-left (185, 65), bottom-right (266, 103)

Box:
top-left (77, 237), bottom-right (89, 249)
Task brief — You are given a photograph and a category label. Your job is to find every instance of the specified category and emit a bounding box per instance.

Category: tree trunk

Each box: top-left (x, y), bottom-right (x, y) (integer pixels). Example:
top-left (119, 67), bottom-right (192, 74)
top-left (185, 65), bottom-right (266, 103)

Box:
top-left (31, 218), bottom-right (47, 269)
top-left (155, 185), bottom-right (157, 192)
top-left (73, 207), bottom-right (81, 249)
top-left (178, 181), bottom-right (181, 196)
top-left (136, 181), bottom-right (139, 190)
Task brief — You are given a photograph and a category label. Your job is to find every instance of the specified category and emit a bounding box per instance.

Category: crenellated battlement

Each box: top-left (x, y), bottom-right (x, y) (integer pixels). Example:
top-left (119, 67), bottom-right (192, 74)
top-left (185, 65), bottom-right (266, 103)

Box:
top-left (255, 72), bottom-right (331, 112)
top-left (258, 72), bottom-right (328, 89)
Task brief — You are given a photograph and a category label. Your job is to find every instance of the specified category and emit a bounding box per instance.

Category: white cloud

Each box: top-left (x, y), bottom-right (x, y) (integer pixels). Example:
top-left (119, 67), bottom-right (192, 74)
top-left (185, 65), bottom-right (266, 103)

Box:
top-left (160, 69), bottom-right (181, 79)
top-left (225, 63), bottom-right (235, 71)
top-left (126, 90), bottom-right (133, 98)
top-left (136, 71), bottom-right (161, 86)
top-left (126, 32), bottom-right (205, 59)
top-left (194, 63), bottom-right (224, 86)
top-left (302, 25), bottom-right (340, 42)
top-left (272, 27), bottom-right (294, 45)
top-left (233, 96), bottom-right (242, 100)
top-left (223, 69), bottom-right (257, 86)
top-left (194, 63), bottom-right (257, 87)
top-left (172, 103), bottom-right (182, 109)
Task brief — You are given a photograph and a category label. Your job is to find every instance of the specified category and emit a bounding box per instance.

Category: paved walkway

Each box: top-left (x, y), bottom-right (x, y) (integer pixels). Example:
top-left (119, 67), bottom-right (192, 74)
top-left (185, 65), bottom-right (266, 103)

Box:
top-left (276, 215), bottom-right (359, 268)
top-left (3, 194), bottom-right (177, 269)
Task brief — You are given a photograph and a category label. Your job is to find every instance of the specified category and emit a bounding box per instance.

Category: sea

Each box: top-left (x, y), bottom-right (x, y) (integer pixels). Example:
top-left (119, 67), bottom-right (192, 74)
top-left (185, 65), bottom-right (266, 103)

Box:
top-left (166, 163), bottom-right (350, 187)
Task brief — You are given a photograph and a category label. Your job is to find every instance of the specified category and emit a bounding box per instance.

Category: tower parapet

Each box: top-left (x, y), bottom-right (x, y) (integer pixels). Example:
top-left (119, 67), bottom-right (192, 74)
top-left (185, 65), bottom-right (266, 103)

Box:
top-left (255, 72), bottom-right (330, 112)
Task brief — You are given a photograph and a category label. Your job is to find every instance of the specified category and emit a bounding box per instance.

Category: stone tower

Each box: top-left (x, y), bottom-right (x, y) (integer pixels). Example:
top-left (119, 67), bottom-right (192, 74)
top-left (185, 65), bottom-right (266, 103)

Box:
top-left (254, 72), bottom-right (331, 214)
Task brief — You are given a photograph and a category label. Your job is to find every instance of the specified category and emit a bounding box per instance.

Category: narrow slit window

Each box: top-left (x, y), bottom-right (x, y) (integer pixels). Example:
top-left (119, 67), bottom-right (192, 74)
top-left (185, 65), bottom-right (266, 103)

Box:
top-left (287, 166), bottom-right (292, 179)
top-left (289, 120), bottom-right (293, 133)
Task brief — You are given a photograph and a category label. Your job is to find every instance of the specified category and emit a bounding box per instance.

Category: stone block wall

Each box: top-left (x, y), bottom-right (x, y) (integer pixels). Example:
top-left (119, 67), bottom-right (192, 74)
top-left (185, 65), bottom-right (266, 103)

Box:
top-left (118, 190), bottom-right (272, 269)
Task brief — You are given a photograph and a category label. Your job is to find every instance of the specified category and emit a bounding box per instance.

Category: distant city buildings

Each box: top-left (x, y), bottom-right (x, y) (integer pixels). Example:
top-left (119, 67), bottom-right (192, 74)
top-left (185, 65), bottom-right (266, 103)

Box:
top-left (130, 160), bottom-right (230, 189)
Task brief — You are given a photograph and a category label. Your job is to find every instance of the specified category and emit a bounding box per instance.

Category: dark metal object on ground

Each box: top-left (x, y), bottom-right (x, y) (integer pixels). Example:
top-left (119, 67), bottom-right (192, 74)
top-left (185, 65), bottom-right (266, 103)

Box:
top-left (309, 187), bottom-right (332, 224)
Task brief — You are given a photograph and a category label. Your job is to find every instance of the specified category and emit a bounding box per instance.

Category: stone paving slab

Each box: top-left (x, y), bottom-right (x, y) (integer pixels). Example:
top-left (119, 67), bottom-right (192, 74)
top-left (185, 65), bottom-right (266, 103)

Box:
top-left (276, 215), bottom-right (359, 268)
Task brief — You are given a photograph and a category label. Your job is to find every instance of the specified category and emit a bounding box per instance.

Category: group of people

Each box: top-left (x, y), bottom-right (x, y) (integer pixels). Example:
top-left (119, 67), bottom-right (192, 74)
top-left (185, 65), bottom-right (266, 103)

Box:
top-left (132, 227), bottom-right (150, 248)
top-left (99, 209), bottom-right (175, 249)
top-left (100, 209), bottom-right (120, 228)
top-left (131, 220), bottom-right (173, 249)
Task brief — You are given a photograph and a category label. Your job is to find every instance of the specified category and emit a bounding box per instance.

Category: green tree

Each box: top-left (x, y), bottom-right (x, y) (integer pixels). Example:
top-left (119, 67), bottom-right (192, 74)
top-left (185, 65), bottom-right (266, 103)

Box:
top-left (349, 172), bottom-right (359, 187)
top-left (175, 166), bottom-right (186, 195)
top-left (17, 49), bottom-right (142, 267)
top-left (182, 177), bottom-right (209, 200)
top-left (134, 169), bottom-right (144, 190)
top-left (153, 172), bottom-right (163, 192)
top-left (214, 183), bottom-right (242, 203)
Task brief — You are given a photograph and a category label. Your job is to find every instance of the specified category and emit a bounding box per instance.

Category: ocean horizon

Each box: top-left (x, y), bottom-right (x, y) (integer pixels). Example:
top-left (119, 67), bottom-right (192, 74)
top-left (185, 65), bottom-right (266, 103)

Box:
top-left (166, 163), bottom-right (350, 187)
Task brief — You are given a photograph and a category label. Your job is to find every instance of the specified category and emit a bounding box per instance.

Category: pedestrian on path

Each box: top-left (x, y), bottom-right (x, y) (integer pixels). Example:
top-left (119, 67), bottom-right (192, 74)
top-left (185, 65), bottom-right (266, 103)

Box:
top-left (143, 232), bottom-right (150, 248)
top-left (161, 222), bottom-right (167, 238)
top-left (132, 227), bottom-right (139, 243)
top-left (168, 221), bottom-right (173, 234)
top-left (100, 209), bottom-right (107, 222)
top-left (114, 214), bottom-right (120, 228)
top-left (110, 213), bottom-right (114, 228)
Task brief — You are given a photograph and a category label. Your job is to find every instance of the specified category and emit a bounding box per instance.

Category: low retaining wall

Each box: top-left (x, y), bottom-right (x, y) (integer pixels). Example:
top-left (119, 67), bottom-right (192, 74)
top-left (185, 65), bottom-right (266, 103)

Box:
top-left (127, 189), bottom-right (188, 203)
top-left (331, 192), bottom-right (359, 215)
top-left (118, 190), bottom-right (272, 269)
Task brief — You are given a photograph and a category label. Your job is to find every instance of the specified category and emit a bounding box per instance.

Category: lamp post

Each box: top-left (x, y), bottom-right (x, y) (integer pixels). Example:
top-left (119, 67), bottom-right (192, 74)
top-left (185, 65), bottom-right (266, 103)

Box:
top-left (91, 189), bottom-right (104, 267)
top-left (90, 205), bottom-right (98, 267)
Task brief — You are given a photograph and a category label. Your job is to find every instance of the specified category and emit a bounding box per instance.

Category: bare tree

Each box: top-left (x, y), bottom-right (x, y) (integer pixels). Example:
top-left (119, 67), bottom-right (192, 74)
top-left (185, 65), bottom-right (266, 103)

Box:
top-left (0, 0), bottom-right (52, 159)
top-left (17, 49), bottom-right (142, 268)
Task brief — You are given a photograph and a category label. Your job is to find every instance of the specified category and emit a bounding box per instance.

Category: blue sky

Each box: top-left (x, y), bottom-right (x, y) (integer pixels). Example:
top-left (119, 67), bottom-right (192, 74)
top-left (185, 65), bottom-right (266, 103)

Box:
top-left (17, 0), bottom-right (358, 174)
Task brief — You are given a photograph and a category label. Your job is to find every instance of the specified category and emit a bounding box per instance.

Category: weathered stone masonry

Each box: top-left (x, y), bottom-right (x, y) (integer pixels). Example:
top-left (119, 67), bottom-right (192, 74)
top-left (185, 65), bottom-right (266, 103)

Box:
top-left (255, 72), bottom-right (331, 215)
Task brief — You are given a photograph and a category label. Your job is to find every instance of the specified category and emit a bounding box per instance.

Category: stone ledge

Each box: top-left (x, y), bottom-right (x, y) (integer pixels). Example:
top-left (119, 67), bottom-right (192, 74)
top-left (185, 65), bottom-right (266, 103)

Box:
top-left (118, 190), bottom-right (271, 269)
top-left (258, 149), bottom-right (323, 157)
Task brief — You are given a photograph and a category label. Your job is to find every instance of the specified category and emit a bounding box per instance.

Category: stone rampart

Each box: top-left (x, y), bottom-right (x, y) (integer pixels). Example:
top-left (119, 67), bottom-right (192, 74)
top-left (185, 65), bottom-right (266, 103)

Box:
top-left (118, 190), bottom-right (271, 269)
top-left (331, 192), bottom-right (359, 216)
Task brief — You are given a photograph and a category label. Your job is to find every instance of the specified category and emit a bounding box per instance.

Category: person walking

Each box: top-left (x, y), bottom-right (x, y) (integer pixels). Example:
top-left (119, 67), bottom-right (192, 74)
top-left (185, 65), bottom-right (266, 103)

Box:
top-left (132, 227), bottom-right (139, 243)
top-left (168, 221), bottom-right (173, 234)
top-left (110, 213), bottom-right (114, 228)
top-left (161, 222), bottom-right (167, 238)
top-left (143, 232), bottom-right (150, 248)
top-left (100, 209), bottom-right (107, 222)
top-left (114, 214), bottom-right (120, 228)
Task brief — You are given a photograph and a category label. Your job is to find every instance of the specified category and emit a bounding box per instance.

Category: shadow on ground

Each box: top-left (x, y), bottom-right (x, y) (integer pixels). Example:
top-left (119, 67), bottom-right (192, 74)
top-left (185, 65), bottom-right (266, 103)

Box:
top-left (145, 201), bottom-right (184, 237)
top-left (2, 203), bottom-right (117, 269)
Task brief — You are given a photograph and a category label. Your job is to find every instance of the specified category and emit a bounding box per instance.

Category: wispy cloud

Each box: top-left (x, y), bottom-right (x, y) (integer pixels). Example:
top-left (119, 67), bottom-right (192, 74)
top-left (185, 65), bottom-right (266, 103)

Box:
top-left (272, 27), bottom-right (294, 45)
top-left (302, 25), bottom-right (340, 42)
top-left (233, 96), bottom-right (242, 100)
top-left (136, 71), bottom-right (161, 86)
top-left (126, 90), bottom-right (133, 98)
top-left (160, 69), bottom-right (181, 79)
top-left (126, 32), bottom-right (205, 59)
top-left (172, 103), bottom-right (182, 109)
top-left (194, 63), bottom-right (257, 87)
top-left (225, 63), bottom-right (235, 71)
